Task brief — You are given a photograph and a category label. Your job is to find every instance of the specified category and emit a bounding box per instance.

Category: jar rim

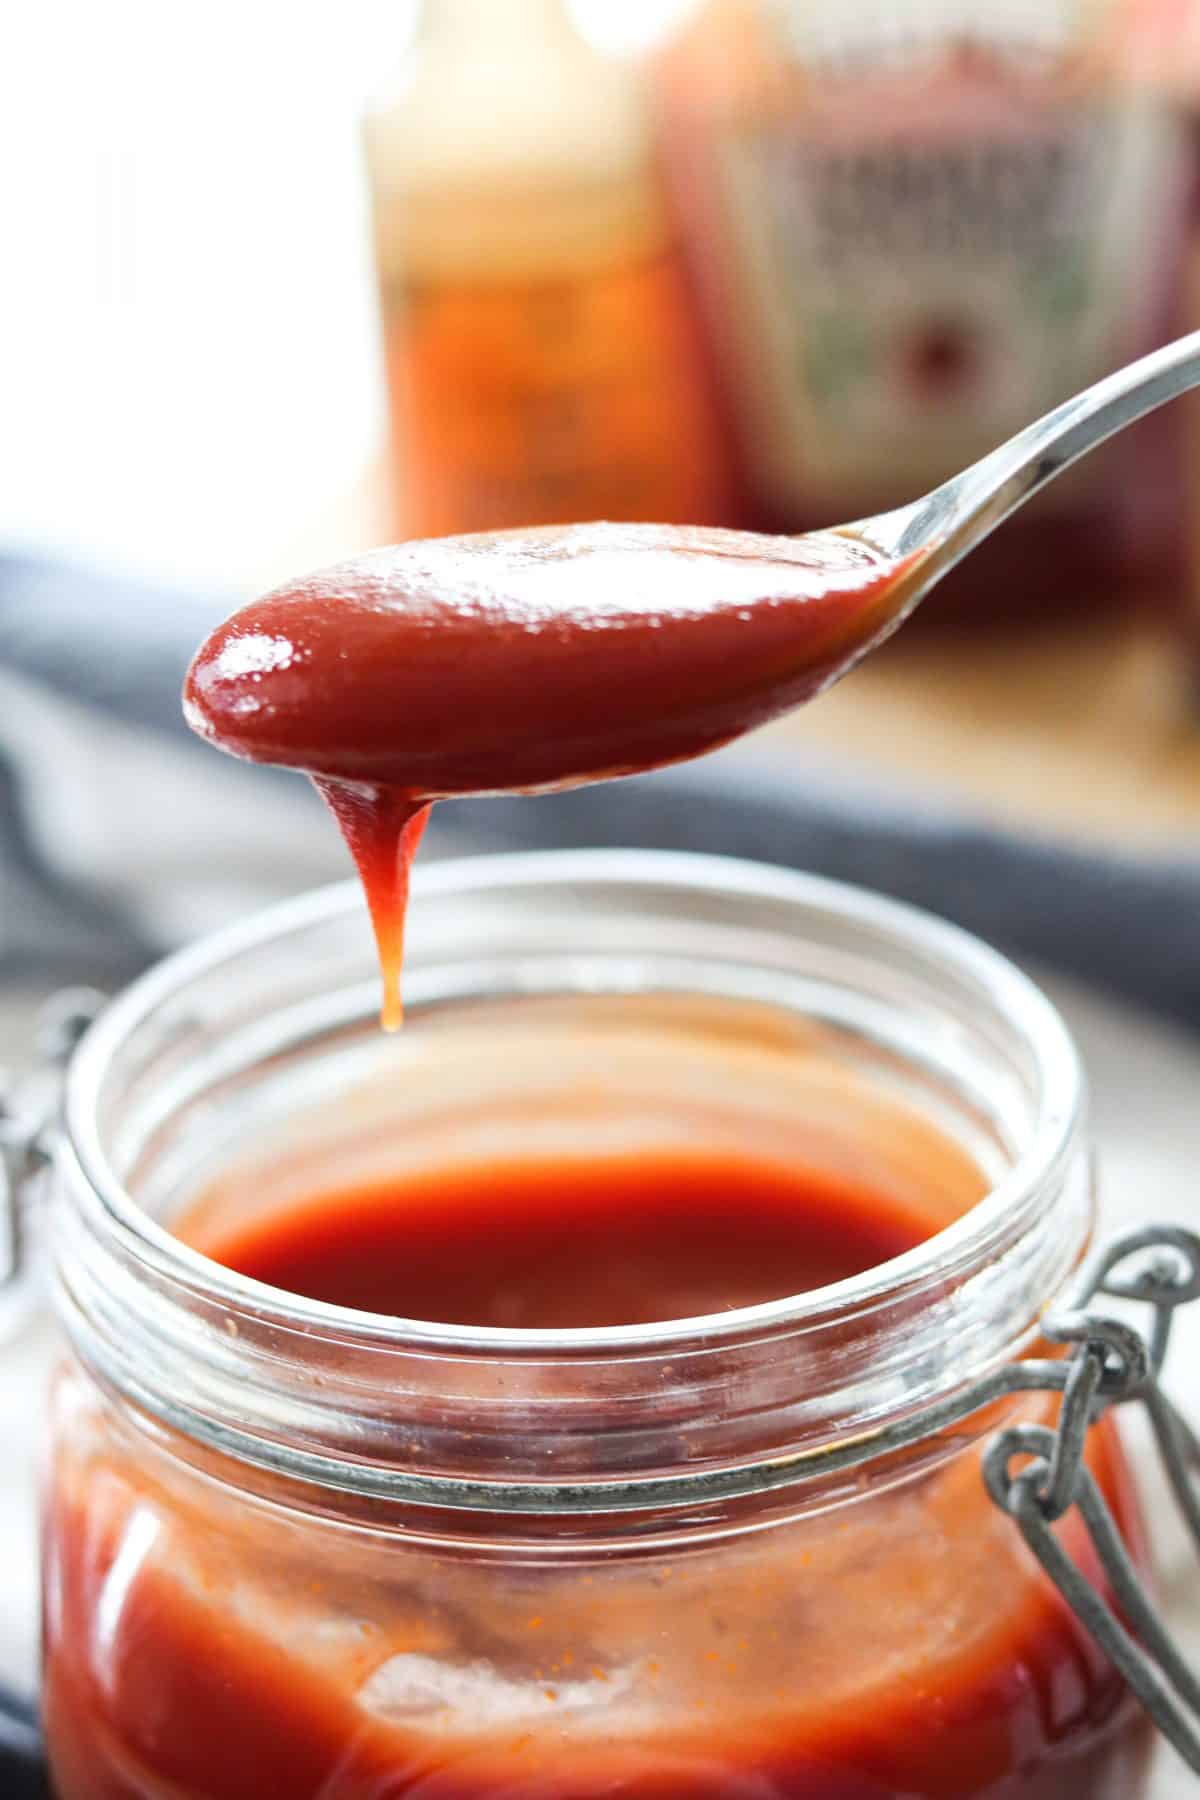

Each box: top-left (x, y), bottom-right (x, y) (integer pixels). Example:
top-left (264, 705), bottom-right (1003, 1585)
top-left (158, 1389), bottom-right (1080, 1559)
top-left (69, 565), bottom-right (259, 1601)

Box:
top-left (61, 848), bottom-right (1083, 1359)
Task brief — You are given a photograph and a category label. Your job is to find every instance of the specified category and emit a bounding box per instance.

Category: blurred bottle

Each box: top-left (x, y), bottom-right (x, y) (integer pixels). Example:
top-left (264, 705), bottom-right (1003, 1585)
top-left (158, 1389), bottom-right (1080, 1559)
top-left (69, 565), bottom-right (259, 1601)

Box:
top-left (1101, 0), bottom-right (1200, 698)
top-left (364, 0), bottom-right (732, 540)
top-left (657, 0), bottom-right (1197, 626)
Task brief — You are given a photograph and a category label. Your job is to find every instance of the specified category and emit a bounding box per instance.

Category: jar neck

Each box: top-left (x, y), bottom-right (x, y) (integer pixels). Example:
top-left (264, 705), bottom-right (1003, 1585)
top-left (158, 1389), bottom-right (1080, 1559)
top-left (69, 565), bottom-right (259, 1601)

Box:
top-left (56, 1150), bottom-right (1093, 1539)
top-left (52, 853), bottom-right (1090, 1539)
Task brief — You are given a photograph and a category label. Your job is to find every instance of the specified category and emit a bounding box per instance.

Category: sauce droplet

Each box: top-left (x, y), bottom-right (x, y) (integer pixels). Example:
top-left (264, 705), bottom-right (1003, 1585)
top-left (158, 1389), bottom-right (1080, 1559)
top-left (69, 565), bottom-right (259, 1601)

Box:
top-left (312, 781), bottom-right (431, 1032)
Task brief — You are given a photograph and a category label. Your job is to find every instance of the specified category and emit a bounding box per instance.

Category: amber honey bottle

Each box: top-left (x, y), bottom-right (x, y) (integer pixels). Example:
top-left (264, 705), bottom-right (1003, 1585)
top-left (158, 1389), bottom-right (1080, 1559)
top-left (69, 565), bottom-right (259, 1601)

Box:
top-left (363, 0), bottom-right (732, 540)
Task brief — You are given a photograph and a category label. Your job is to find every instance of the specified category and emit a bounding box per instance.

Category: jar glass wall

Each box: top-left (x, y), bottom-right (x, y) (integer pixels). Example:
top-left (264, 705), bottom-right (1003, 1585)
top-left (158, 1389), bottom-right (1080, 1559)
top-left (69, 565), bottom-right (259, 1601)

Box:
top-left (41, 852), bottom-right (1151, 1798)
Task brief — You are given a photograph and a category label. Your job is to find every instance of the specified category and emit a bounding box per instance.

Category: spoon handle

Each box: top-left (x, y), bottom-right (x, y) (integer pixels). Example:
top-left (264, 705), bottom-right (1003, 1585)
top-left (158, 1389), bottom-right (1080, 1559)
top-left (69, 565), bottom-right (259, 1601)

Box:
top-left (857, 326), bottom-right (1200, 574)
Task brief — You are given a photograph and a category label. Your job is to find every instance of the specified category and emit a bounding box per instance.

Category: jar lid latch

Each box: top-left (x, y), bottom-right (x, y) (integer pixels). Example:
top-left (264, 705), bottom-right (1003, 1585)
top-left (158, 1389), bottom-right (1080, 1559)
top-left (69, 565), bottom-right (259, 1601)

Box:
top-left (984, 1223), bottom-right (1200, 1774)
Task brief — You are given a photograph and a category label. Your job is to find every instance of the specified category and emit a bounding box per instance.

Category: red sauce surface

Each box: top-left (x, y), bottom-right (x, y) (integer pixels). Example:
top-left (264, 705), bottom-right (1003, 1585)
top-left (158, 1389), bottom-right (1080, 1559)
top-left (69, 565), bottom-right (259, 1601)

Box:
top-left (207, 1150), bottom-right (929, 1327)
top-left (44, 1152), bottom-right (1150, 1798)
top-left (183, 524), bottom-right (919, 1024)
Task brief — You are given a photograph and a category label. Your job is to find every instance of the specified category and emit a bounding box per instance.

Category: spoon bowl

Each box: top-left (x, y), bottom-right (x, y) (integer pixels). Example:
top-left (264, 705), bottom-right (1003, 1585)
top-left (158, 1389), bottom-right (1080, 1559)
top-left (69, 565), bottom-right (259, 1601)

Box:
top-left (185, 522), bottom-right (917, 796)
top-left (189, 325), bottom-right (1200, 799)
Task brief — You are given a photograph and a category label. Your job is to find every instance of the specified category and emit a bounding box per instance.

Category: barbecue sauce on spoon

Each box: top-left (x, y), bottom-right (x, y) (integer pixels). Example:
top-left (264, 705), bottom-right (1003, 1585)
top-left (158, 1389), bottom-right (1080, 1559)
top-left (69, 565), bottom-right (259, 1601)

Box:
top-left (185, 522), bottom-right (920, 1026)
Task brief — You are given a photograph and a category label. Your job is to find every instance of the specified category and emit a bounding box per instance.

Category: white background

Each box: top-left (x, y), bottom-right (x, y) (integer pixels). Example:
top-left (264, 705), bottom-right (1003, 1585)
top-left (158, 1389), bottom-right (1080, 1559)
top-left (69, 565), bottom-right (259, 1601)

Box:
top-left (0, 0), bottom-right (697, 592)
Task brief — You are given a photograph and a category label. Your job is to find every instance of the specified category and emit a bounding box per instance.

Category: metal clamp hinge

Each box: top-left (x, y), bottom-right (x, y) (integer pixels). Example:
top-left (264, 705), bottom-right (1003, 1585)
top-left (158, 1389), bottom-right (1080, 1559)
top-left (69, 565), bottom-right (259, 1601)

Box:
top-left (0, 989), bottom-right (105, 1300)
top-left (983, 1223), bottom-right (1200, 1772)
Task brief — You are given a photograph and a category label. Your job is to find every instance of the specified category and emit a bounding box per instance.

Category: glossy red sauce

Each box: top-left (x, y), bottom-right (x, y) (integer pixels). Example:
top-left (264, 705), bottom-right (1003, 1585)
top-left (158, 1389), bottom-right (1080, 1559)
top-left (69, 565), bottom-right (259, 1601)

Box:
top-left (184, 523), bottom-right (920, 1024)
top-left (43, 1150), bottom-right (1149, 1798)
top-left (206, 1150), bottom-right (930, 1327)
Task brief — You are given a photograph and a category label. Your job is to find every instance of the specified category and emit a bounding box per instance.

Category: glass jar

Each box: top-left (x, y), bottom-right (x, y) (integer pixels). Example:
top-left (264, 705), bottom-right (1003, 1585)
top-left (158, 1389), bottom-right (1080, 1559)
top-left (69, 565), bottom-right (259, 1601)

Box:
top-left (37, 851), bottom-right (1154, 1798)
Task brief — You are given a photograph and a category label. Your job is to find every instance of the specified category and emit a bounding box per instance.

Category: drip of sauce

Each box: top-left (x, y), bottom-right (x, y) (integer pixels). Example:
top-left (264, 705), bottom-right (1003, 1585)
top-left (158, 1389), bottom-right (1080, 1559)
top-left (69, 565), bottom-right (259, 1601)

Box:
top-left (184, 523), bottom-right (920, 1026)
top-left (310, 782), bottom-right (431, 1030)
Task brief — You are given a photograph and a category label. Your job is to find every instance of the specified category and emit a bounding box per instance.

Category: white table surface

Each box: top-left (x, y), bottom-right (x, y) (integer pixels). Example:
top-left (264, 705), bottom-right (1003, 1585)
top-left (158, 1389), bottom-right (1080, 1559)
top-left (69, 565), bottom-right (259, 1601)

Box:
top-left (3, 968), bottom-right (1200, 1794)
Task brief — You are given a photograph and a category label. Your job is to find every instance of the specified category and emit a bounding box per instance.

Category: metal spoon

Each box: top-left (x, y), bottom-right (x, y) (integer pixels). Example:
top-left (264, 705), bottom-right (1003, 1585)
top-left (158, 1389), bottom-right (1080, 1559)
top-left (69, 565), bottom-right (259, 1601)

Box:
top-left (846, 324), bottom-right (1200, 602)
top-left (186, 326), bottom-right (1200, 1028)
top-left (189, 326), bottom-right (1200, 808)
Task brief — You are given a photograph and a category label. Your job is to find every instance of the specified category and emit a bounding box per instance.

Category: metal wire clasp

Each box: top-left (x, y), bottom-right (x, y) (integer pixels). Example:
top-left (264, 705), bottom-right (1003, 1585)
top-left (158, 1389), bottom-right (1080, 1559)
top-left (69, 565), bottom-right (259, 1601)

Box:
top-left (983, 1224), bottom-right (1200, 1773)
top-left (0, 989), bottom-right (104, 1320)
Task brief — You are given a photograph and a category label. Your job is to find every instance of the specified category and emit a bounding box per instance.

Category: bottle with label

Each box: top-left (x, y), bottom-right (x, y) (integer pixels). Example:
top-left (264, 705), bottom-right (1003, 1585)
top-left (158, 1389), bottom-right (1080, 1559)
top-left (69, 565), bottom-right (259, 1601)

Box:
top-left (657, 0), bottom-right (1197, 625)
top-left (363, 0), bottom-right (733, 541)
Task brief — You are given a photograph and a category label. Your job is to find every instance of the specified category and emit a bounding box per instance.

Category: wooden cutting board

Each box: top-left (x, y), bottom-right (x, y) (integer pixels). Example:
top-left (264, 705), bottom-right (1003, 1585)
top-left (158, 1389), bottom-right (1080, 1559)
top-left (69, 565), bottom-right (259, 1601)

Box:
top-left (759, 620), bottom-right (1200, 856)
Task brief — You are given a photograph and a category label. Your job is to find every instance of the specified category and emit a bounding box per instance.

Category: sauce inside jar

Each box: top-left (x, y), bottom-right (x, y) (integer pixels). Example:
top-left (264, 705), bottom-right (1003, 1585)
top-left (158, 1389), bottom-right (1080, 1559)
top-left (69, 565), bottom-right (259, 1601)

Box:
top-left (43, 1138), bottom-right (1148, 1800)
top-left (203, 1149), bottom-right (928, 1328)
